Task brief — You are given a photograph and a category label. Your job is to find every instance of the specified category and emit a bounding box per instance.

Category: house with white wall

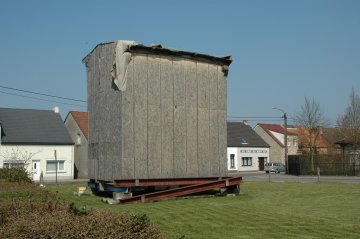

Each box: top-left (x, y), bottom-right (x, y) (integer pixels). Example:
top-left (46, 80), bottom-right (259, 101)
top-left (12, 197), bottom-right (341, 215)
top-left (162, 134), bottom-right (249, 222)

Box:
top-left (0, 107), bottom-right (74, 182)
top-left (227, 122), bottom-right (270, 172)
top-left (64, 111), bottom-right (88, 179)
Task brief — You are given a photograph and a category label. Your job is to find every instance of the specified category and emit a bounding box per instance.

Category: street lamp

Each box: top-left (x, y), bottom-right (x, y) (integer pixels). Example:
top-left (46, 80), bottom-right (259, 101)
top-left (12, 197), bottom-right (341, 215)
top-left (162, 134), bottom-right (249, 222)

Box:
top-left (272, 107), bottom-right (288, 174)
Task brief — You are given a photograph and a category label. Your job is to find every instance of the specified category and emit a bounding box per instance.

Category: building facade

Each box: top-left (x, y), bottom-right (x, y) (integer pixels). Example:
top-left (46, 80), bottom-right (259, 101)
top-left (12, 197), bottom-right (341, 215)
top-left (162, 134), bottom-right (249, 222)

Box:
top-left (0, 108), bottom-right (74, 182)
top-left (64, 111), bottom-right (88, 179)
top-left (227, 122), bottom-right (270, 172)
top-left (254, 124), bottom-right (299, 164)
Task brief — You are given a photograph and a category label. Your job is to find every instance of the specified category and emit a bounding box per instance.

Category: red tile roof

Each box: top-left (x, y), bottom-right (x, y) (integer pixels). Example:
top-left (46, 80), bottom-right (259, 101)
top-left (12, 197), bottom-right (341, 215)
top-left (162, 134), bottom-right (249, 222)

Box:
top-left (257, 124), bottom-right (298, 148)
top-left (69, 111), bottom-right (88, 139)
top-left (297, 126), bottom-right (330, 149)
top-left (258, 124), bottom-right (297, 136)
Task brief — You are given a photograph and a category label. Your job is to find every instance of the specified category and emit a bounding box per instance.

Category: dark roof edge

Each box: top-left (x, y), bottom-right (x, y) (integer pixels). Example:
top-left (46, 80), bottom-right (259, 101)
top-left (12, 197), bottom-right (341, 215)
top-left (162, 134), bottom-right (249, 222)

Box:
top-left (129, 44), bottom-right (232, 66)
top-left (82, 41), bottom-right (232, 66)
top-left (2, 142), bottom-right (74, 146)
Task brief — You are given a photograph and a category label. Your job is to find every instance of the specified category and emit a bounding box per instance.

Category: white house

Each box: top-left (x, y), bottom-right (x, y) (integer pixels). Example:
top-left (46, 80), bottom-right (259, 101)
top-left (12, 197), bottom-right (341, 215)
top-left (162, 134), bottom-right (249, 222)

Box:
top-left (227, 122), bottom-right (270, 172)
top-left (0, 107), bottom-right (74, 182)
top-left (64, 111), bottom-right (88, 179)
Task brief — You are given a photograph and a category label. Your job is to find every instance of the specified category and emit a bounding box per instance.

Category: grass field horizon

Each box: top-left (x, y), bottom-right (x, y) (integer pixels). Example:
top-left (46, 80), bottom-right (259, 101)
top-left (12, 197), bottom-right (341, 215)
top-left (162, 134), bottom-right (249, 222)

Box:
top-left (48, 181), bottom-right (360, 238)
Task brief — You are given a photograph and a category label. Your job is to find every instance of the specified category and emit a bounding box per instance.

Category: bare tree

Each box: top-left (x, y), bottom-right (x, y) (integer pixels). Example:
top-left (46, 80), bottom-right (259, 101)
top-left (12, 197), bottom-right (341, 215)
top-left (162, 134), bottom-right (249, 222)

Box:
top-left (295, 97), bottom-right (327, 171)
top-left (336, 88), bottom-right (360, 149)
top-left (1, 147), bottom-right (39, 170)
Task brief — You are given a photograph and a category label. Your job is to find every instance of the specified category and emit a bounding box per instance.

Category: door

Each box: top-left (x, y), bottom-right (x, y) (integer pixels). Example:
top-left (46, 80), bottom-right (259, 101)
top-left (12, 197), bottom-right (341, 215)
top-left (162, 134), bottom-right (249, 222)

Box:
top-left (258, 158), bottom-right (265, 171)
top-left (32, 160), bottom-right (41, 181)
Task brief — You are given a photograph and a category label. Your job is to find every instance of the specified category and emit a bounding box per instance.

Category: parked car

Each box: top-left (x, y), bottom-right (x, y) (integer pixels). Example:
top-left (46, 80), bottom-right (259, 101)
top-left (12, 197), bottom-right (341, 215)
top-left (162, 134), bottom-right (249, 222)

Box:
top-left (264, 162), bottom-right (285, 173)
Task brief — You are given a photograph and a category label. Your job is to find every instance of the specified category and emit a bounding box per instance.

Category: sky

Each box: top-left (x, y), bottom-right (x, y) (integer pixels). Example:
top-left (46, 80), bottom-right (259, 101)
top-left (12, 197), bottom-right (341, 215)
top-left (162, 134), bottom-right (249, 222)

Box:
top-left (0, 0), bottom-right (359, 127)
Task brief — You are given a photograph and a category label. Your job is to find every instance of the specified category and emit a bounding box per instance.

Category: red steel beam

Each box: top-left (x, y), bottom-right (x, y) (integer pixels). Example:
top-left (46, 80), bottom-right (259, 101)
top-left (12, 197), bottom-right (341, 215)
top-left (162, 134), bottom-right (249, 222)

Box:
top-left (119, 176), bottom-right (242, 204)
top-left (113, 177), bottom-right (232, 187)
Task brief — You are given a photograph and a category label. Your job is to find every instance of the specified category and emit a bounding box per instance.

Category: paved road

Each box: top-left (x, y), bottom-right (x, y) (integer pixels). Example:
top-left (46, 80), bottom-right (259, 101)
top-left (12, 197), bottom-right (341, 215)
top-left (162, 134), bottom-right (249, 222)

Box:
top-left (42, 173), bottom-right (360, 185)
top-left (230, 171), bottom-right (360, 184)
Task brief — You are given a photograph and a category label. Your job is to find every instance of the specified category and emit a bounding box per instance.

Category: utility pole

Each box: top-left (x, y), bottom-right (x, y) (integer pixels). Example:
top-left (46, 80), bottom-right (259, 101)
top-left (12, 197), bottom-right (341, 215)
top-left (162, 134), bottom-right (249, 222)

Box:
top-left (284, 112), bottom-right (288, 174)
top-left (54, 149), bottom-right (58, 184)
top-left (273, 107), bottom-right (288, 174)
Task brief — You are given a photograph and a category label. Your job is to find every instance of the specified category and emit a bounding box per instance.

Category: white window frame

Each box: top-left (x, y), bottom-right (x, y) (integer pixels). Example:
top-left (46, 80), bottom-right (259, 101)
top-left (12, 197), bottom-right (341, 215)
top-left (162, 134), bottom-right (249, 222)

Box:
top-left (230, 154), bottom-right (235, 169)
top-left (46, 160), bottom-right (65, 173)
top-left (242, 157), bottom-right (252, 166)
top-left (3, 160), bottom-right (25, 169)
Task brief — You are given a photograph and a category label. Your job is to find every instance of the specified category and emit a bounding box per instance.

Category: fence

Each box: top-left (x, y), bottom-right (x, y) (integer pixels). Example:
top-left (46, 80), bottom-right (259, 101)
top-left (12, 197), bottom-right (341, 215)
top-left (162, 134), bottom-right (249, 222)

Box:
top-left (288, 154), bottom-right (360, 176)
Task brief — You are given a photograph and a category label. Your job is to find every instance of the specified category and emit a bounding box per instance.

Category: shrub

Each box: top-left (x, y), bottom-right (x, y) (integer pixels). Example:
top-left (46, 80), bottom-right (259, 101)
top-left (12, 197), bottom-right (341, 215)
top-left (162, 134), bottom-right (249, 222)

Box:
top-left (0, 168), bottom-right (31, 183)
top-left (0, 182), bottom-right (162, 239)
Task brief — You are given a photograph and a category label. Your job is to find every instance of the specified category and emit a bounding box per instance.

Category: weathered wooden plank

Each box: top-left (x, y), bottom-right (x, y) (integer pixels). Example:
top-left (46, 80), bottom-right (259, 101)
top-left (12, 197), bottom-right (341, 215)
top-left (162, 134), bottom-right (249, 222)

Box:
top-left (148, 105), bottom-right (161, 178)
top-left (218, 66), bottom-right (227, 111)
top-left (197, 62), bottom-right (209, 108)
top-left (185, 60), bottom-right (198, 177)
top-left (198, 108), bottom-right (210, 176)
top-left (173, 59), bottom-right (185, 107)
top-left (208, 63), bottom-right (219, 176)
top-left (209, 64), bottom-right (218, 110)
top-left (96, 47), bottom-right (107, 180)
top-left (173, 59), bottom-right (186, 177)
top-left (148, 56), bottom-right (161, 106)
top-left (103, 143), bottom-right (113, 181)
top-left (102, 44), bottom-right (117, 177)
top-left (147, 56), bottom-right (161, 178)
top-left (97, 144), bottom-right (105, 180)
top-left (88, 143), bottom-right (95, 179)
top-left (185, 60), bottom-right (197, 108)
top-left (209, 109), bottom-right (219, 176)
top-left (147, 109), bottom-right (162, 178)
top-left (186, 107), bottom-right (198, 176)
top-left (133, 54), bottom-right (148, 179)
top-left (106, 43), bottom-right (122, 143)
top-left (91, 47), bottom-right (100, 145)
top-left (218, 66), bottom-right (228, 176)
top-left (160, 56), bottom-right (174, 178)
top-left (121, 158), bottom-right (134, 179)
top-left (218, 110), bottom-right (228, 176)
top-left (86, 50), bottom-right (94, 179)
top-left (174, 105), bottom-right (186, 177)
top-left (121, 56), bottom-right (135, 178)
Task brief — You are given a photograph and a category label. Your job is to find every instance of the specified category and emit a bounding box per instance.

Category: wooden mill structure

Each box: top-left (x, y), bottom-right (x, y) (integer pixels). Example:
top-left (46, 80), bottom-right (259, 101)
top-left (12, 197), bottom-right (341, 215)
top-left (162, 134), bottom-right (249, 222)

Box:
top-left (83, 41), bottom-right (239, 203)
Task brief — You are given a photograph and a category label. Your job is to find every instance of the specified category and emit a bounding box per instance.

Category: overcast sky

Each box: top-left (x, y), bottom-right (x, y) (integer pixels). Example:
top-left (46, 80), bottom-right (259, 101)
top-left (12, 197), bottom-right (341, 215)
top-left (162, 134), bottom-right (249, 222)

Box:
top-left (0, 0), bottom-right (359, 126)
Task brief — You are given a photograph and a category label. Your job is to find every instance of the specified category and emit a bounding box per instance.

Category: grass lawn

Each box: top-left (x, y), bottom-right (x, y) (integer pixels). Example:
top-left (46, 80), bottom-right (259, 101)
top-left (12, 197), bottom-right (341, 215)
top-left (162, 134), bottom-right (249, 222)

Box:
top-left (47, 182), bottom-right (360, 239)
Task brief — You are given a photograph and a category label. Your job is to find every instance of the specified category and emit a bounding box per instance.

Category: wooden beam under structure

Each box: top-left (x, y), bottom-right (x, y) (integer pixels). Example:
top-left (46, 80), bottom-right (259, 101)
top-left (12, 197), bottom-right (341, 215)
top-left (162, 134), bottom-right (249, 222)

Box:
top-left (119, 176), bottom-right (242, 204)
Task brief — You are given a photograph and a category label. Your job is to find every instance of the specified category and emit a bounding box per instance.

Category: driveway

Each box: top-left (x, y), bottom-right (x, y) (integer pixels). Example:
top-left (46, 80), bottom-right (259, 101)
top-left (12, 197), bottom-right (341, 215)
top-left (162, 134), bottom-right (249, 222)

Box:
top-left (230, 171), bottom-right (360, 184)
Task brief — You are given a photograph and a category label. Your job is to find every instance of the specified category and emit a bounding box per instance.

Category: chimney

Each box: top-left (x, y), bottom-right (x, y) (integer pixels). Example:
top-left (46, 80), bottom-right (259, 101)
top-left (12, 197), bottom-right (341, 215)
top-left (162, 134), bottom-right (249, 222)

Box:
top-left (53, 106), bottom-right (59, 114)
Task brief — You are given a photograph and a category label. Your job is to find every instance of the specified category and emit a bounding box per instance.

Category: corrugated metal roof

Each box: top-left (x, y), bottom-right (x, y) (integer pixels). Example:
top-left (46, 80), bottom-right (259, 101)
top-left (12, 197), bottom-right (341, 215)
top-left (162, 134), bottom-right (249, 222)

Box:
top-left (228, 122), bottom-right (269, 148)
top-left (0, 108), bottom-right (74, 145)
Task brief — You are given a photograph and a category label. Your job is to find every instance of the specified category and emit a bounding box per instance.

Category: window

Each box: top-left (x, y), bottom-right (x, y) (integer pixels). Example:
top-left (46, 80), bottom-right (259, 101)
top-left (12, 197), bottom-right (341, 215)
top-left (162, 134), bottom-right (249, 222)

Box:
top-left (242, 157), bottom-right (252, 166)
top-left (230, 154), bottom-right (235, 169)
top-left (240, 137), bottom-right (248, 145)
top-left (3, 161), bottom-right (25, 169)
top-left (46, 160), bottom-right (65, 172)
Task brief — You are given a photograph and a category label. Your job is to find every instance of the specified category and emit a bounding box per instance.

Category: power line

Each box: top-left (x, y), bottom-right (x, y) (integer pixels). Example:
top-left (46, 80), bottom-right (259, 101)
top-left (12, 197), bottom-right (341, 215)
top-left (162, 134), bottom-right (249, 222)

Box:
top-left (0, 90), bottom-right (86, 108)
top-left (0, 84), bottom-right (86, 103)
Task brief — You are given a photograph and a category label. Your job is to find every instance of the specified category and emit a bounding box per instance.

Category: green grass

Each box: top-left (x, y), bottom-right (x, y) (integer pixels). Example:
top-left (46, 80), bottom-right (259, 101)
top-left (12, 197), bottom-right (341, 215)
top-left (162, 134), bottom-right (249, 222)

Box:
top-left (47, 182), bottom-right (360, 239)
